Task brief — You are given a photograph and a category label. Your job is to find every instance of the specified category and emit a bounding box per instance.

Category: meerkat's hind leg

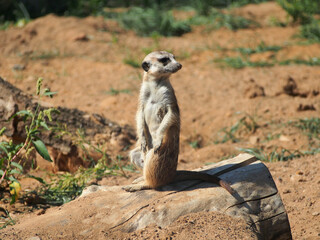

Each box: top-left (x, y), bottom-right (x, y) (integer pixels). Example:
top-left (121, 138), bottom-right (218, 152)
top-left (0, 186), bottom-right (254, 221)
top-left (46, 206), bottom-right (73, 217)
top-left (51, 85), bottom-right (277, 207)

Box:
top-left (122, 184), bottom-right (152, 192)
top-left (132, 176), bottom-right (144, 184)
top-left (130, 147), bottom-right (144, 168)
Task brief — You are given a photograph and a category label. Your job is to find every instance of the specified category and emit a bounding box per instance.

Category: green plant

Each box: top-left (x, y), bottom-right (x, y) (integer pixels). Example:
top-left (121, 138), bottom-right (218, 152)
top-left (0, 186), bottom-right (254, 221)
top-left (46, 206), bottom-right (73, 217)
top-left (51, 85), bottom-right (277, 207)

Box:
top-left (234, 42), bottom-right (282, 55)
top-left (290, 118), bottom-right (320, 140)
top-left (29, 50), bottom-right (61, 60)
top-left (31, 158), bottom-right (133, 205)
top-left (239, 147), bottom-right (304, 162)
top-left (215, 114), bottom-right (259, 144)
top-left (189, 141), bottom-right (200, 149)
top-left (277, 0), bottom-right (319, 24)
top-left (300, 20), bottom-right (320, 42)
top-left (279, 57), bottom-right (320, 66)
top-left (0, 208), bottom-right (15, 230)
top-left (189, 8), bottom-right (252, 30)
top-left (105, 88), bottom-right (131, 95)
top-left (0, 78), bottom-right (57, 204)
top-left (123, 58), bottom-right (140, 68)
top-left (119, 7), bottom-right (191, 37)
top-left (214, 56), bottom-right (274, 69)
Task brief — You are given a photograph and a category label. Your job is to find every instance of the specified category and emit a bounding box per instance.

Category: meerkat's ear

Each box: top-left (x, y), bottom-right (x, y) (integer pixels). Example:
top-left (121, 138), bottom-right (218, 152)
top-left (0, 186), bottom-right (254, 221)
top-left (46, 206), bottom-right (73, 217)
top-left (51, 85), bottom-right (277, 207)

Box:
top-left (141, 61), bottom-right (150, 72)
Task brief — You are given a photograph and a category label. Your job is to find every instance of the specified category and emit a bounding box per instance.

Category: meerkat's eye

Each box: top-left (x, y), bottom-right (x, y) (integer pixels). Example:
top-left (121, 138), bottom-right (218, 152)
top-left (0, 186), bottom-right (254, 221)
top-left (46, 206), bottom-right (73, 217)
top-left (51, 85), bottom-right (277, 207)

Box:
top-left (158, 57), bottom-right (170, 65)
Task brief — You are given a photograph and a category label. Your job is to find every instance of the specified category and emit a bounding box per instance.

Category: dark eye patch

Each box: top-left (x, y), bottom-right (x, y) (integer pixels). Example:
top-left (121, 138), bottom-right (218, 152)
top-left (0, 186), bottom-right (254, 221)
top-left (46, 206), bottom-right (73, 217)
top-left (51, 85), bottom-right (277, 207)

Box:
top-left (158, 57), bottom-right (170, 64)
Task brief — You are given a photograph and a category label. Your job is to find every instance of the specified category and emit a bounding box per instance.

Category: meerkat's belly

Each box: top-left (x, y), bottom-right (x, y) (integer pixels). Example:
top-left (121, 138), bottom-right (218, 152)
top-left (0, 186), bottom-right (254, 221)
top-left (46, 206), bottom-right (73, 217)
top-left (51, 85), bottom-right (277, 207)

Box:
top-left (144, 99), bottom-right (166, 139)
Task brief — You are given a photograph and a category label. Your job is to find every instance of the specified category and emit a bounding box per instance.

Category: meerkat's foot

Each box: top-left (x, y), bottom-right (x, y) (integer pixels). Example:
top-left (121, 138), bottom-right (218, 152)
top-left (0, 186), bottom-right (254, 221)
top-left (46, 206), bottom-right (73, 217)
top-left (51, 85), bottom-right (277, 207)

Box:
top-left (130, 148), bottom-right (144, 168)
top-left (122, 184), bottom-right (152, 192)
top-left (132, 176), bottom-right (144, 184)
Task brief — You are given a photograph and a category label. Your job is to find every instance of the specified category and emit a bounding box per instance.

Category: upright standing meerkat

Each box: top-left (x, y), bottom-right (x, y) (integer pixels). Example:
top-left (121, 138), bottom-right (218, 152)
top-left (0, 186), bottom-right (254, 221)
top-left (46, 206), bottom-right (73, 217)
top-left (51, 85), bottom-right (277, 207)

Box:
top-left (123, 51), bottom-right (233, 194)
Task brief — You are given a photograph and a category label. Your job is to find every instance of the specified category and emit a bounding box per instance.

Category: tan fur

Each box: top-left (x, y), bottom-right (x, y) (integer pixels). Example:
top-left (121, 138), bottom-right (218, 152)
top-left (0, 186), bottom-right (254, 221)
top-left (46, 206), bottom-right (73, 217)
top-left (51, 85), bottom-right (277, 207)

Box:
top-left (123, 51), bottom-right (233, 194)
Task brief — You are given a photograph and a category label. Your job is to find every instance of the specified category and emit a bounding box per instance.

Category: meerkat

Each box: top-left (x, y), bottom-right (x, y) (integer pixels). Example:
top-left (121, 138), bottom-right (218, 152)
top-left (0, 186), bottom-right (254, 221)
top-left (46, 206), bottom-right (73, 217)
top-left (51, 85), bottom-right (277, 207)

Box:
top-left (123, 51), bottom-right (233, 194)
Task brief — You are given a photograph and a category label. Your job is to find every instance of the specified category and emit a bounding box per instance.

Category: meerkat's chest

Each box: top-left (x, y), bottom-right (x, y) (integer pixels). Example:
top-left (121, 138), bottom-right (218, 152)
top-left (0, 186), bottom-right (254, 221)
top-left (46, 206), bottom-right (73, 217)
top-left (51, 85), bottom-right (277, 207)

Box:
top-left (142, 85), bottom-right (171, 126)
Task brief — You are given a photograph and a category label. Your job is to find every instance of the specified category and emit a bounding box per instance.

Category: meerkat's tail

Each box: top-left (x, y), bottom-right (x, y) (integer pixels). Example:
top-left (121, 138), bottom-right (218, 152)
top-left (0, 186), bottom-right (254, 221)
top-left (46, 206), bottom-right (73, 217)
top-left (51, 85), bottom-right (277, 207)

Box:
top-left (175, 170), bottom-right (234, 194)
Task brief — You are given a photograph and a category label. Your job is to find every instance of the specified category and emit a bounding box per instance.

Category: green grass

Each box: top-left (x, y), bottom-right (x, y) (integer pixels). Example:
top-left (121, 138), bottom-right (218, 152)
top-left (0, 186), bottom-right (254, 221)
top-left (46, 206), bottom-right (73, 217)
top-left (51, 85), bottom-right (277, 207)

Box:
top-left (105, 88), bottom-right (131, 95)
top-left (234, 42), bottom-right (282, 55)
top-left (28, 50), bottom-right (61, 60)
top-left (189, 141), bottom-right (200, 149)
top-left (119, 7), bottom-right (191, 37)
top-left (215, 115), bottom-right (259, 144)
top-left (0, 209), bottom-right (15, 230)
top-left (188, 8), bottom-right (252, 30)
top-left (215, 57), bottom-right (274, 69)
top-left (25, 159), bottom-right (135, 206)
top-left (215, 56), bottom-right (320, 69)
top-left (123, 58), bottom-right (140, 68)
top-left (277, 0), bottom-right (319, 24)
top-left (239, 147), bottom-right (305, 162)
top-left (289, 118), bottom-right (320, 140)
top-left (299, 20), bottom-right (320, 42)
top-left (279, 57), bottom-right (320, 66)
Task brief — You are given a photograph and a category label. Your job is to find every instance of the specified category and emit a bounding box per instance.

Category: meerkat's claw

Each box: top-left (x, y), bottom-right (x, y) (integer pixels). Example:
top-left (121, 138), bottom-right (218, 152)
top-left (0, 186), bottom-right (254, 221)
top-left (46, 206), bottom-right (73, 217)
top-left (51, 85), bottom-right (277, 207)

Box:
top-left (122, 184), bottom-right (152, 192)
top-left (153, 139), bottom-right (162, 153)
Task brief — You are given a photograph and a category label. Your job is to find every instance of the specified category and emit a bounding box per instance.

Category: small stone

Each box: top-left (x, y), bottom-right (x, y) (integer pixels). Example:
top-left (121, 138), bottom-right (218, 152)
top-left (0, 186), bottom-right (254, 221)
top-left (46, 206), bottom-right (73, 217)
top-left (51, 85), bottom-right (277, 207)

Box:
top-left (249, 136), bottom-right (260, 145)
top-left (296, 170), bottom-right (304, 175)
top-left (279, 135), bottom-right (290, 142)
top-left (297, 104), bottom-right (316, 111)
top-left (283, 189), bottom-right (291, 194)
top-left (312, 212), bottom-right (320, 216)
top-left (298, 178), bottom-right (307, 182)
top-left (73, 33), bottom-right (89, 41)
top-left (28, 237), bottom-right (41, 240)
top-left (36, 209), bottom-right (46, 215)
top-left (12, 64), bottom-right (25, 71)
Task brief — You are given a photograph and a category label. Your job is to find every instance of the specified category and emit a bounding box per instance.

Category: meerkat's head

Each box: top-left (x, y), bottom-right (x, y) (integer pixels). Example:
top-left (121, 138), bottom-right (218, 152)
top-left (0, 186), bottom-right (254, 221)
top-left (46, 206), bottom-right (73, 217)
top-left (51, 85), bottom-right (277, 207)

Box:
top-left (141, 51), bottom-right (182, 77)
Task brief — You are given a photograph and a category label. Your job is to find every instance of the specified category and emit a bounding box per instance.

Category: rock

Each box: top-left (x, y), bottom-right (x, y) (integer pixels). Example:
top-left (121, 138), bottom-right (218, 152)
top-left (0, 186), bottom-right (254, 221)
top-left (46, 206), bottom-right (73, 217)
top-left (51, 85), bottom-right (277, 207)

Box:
top-left (279, 135), bottom-right (290, 142)
top-left (12, 64), bottom-right (25, 71)
top-left (244, 79), bottom-right (265, 99)
top-left (249, 136), bottom-right (260, 145)
top-left (0, 154), bottom-right (292, 240)
top-left (297, 104), bottom-right (316, 111)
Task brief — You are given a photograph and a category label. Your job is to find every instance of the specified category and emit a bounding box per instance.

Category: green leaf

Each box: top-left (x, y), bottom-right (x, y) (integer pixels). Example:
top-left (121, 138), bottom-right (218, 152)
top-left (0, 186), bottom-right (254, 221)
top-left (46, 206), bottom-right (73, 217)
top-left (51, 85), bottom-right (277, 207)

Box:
top-left (32, 138), bottom-right (52, 162)
top-left (0, 127), bottom-right (6, 136)
top-left (0, 170), bottom-right (4, 176)
top-left (9, 181), bottom-right (21, 204)
top-left (40, 121), bottom-right (50, 130)
top-left (0, 143), bottom-right (9, 154)
top-left (29, 129), bottom-right (40, 136)
top-left (10, 161), bottom-right (23, 170)
top-left (16, 110), bottom-right (33, 117)
top-left (9, 176), bottom-right (16, 182)
top-left (27, 174), bottom-right (47, 184)
top-left (9, 169), bottom-right (21, 175)
top-left (43, 91), bottom-right (58, 98)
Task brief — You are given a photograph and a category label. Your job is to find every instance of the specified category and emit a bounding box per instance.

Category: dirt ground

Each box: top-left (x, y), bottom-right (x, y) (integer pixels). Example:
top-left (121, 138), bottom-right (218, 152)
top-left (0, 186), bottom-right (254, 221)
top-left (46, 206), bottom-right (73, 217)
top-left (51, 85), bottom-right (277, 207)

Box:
top-left (0, 2), bottom-right (320, 239)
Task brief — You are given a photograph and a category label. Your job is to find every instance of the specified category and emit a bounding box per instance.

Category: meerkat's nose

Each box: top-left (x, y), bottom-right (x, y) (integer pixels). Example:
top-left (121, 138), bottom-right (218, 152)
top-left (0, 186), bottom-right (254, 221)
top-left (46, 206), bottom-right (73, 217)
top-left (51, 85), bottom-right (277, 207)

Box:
top-left (177, 63), bottom-right (182, 70)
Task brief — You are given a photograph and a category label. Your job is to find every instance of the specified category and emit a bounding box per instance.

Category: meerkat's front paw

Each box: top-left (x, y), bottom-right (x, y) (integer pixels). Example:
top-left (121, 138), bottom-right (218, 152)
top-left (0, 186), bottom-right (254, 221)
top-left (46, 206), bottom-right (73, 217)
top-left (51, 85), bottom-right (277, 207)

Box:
top-left (141, 138), bottom-right (147, 152)
top-left (153, 139), bottom-right (162, 153)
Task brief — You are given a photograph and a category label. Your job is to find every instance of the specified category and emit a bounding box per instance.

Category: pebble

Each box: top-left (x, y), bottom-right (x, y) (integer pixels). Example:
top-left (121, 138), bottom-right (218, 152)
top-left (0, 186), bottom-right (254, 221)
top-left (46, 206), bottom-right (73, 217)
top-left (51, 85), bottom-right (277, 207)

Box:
top-left (312, 212), bottom-right (319, 216)
top-left (283, 189), bottom-right (291, 194)
top-left (28, 237), bottom-right (41, 240)
top-left (12, 64), bottom-right (25, 71)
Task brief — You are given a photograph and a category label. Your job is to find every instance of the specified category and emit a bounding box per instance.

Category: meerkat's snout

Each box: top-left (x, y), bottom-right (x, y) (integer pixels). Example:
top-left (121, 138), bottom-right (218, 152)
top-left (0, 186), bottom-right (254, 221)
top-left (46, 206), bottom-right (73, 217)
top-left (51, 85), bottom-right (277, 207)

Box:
top-left (172, 62), bottom-right (182, 72)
